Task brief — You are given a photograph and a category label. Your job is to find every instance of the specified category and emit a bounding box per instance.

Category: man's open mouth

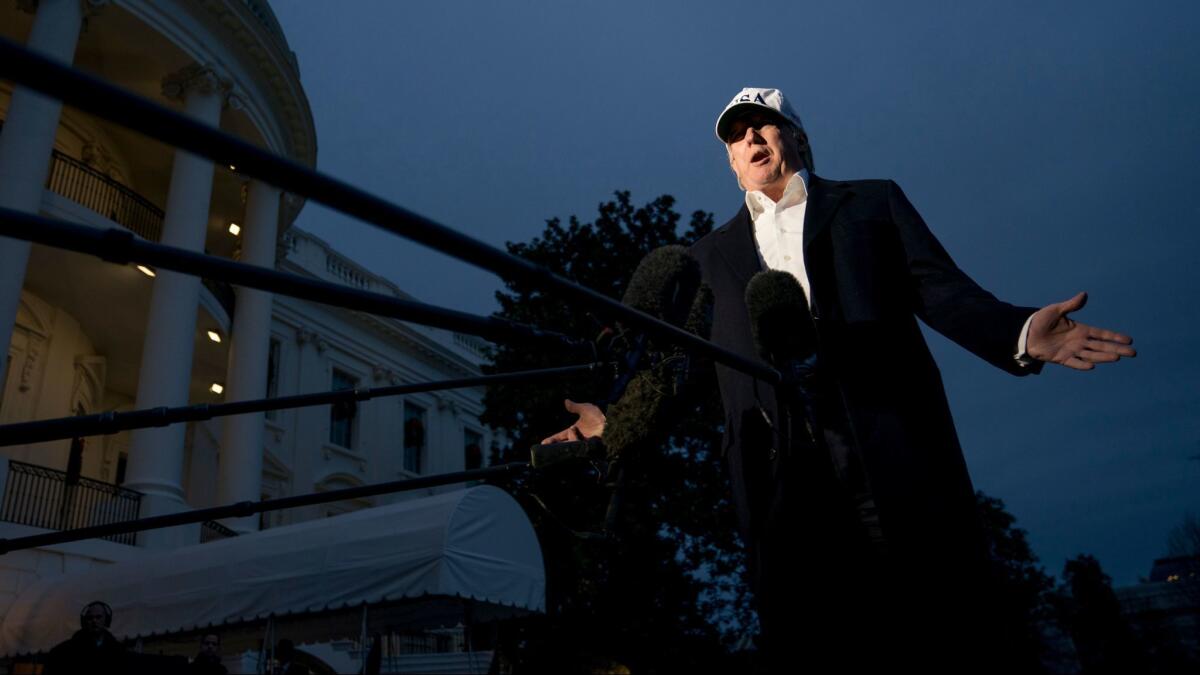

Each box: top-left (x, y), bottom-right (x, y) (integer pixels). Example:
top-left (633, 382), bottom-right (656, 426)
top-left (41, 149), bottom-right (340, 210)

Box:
top-left (750, 150), bottom-right (770, 165)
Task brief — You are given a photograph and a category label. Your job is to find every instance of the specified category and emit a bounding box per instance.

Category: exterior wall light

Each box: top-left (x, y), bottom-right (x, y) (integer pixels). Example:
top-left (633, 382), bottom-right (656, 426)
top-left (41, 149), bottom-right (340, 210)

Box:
top-left (210, 383), bottom-right (224, 394)
top-left (228, 223), bottom-right (241, 236)
top-left (136, 265), bottom-right (156, 277)
top-left (207, 331), bottom-right (222, 343)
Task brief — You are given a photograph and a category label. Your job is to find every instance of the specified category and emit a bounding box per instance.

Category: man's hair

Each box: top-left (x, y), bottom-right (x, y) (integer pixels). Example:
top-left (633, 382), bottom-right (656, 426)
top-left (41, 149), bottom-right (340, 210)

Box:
top-left (201, 633), bottom-right (221, 644)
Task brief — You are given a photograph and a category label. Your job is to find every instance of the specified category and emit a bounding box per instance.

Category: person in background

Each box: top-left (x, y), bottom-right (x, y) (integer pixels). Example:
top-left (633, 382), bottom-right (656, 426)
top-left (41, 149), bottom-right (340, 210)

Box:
top-left (188, 632), bottom-right (228, 675)
top-left (43, 600), bottom-right (128, 674)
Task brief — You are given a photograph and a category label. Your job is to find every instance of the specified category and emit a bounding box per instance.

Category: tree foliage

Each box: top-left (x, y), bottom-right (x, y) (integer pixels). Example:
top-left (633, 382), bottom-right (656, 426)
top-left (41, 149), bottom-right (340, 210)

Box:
top-left (482, 192), bottom-right (754, 672)
top-left (976, 491), bottom-right (1058, 672)
top-left (1052, 554), bottom-right (1147, 675)
top-left (1167, 512), bottom-right (1200, 559)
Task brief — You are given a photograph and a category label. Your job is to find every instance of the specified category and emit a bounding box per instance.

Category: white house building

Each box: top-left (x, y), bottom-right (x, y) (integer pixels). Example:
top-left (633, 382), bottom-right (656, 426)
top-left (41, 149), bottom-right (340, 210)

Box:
top-left (0, 1), bottom-right (520, 670)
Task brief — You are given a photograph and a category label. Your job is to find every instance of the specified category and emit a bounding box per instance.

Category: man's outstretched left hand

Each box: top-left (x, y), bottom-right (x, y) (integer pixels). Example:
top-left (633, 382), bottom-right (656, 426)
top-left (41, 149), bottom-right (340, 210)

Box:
top-left (1026, 291), bottom-right (1136, 371)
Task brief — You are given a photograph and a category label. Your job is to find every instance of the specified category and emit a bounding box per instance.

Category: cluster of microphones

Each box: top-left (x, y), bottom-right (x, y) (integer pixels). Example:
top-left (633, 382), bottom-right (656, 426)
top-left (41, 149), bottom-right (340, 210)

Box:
top-left (528, 245), bottom-right (822, 536)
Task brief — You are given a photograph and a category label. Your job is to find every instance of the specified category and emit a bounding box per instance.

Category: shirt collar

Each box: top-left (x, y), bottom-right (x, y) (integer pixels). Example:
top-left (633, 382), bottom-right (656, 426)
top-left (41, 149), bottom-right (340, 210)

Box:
top-left (744, 168), bottom-right (810, 220)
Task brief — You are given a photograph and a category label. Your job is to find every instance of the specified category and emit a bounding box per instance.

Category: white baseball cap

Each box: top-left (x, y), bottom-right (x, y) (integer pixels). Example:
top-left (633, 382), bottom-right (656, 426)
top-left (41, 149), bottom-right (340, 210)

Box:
top-left (715, 87), bottom-right (812, 169)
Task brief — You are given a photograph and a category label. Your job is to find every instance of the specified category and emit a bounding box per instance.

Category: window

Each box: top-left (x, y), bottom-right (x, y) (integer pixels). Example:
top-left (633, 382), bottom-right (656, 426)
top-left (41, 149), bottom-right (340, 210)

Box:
top-left (464, 429), bottom-right (483, 470)
top-left (403, 403), bottom-right (426, 473)
top-left (265, 338), bottom-right (281, 420)
top-left (329, 369), bottom-right (357, 448)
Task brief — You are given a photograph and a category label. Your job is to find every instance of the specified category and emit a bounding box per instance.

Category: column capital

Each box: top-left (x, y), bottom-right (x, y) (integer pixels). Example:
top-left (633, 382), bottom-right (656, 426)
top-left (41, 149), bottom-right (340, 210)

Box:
top-left (81, 0), bottom-right (110, 33)
top-left (161, 63), bottom-right (230, 102)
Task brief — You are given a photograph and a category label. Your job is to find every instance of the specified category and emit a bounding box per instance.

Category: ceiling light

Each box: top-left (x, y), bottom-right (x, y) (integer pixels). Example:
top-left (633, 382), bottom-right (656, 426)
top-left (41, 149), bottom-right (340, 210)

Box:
top-left (206, 331), bottom-right (222, 343)
top-left (210, 383), bottom-right (224, 394)
top-left (136, 265), bottom-right (156, 277)
top-left (228, 223), bottom-right (241, 236)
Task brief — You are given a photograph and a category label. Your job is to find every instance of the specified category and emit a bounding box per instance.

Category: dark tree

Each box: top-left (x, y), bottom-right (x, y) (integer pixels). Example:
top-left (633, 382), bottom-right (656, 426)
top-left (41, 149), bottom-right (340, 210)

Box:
top-left (1166, 513), bottom-right (1200, 559)
top-left (1163, 512), bottom-right (1200, 614)
top-left (976, 492), bottom-right (1058, 672)
top-left (1054, 554), bottom-right (1147, 675)
top-left (481, 192), bottom-right (756, 673)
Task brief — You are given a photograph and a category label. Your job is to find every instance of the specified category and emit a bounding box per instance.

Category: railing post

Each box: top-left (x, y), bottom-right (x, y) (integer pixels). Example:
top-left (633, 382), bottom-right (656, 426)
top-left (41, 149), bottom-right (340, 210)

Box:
top-left (0, 457), bottom-right (8, 518)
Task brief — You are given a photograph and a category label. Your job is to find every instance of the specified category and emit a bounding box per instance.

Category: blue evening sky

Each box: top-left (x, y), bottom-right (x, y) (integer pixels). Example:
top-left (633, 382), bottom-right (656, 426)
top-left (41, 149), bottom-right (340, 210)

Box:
top-left (271, 0), bottom-right (1200, 585)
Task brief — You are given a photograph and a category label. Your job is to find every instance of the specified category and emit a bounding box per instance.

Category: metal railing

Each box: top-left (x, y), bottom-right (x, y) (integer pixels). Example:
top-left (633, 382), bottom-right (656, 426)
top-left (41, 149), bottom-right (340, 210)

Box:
top-left (0, 460), bottom-right (142, 546)
top-left (44, 149), bottom-right (164, 242)
top-left (200, 519), bottom-right (239, 543)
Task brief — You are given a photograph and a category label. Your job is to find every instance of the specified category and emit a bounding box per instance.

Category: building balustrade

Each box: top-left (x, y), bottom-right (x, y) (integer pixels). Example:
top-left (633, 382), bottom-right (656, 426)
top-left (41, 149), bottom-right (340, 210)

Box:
top-left (0, 460), bottom-right (244, 547)
top-left (326, 253), bottom-right (372, 289)
top-left (0, 459), bottom-right (142, 546)
top-left (200, 519), bottom-right (239, 542)
top-left (453, 332), bottom-right (489, 358)
top-left (44, 148), bottom-right (165, 242)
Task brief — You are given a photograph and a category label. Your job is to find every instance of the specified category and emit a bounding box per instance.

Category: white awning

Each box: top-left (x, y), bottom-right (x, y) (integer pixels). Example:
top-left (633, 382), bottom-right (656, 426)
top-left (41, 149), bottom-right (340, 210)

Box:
top-left (0, 485), bottom-right (544, 656)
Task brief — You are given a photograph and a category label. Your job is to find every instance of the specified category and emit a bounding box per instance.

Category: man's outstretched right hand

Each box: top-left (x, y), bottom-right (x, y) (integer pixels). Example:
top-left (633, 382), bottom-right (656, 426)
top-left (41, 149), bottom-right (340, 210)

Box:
top-left (540, 399), bottom-right (606, 444)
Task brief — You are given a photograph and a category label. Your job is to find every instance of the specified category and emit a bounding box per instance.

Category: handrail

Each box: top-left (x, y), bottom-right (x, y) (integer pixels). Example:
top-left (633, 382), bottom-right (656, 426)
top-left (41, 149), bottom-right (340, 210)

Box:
top-left (200, 519), bottom-right (239, 542)
top-left (0, 460), bottom-right (142, 546)
top-left (45, 149), bottom-right (164, 242)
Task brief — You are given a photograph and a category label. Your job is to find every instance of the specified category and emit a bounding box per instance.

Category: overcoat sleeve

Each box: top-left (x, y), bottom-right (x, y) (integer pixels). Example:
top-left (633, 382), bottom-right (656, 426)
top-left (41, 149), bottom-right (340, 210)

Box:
top-left (886, 180), bottom-right (1040, 375)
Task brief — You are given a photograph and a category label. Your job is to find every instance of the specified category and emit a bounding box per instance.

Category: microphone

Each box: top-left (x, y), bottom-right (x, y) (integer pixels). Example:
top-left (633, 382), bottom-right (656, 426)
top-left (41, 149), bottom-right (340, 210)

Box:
top-left (602, 246), bottom-right (707, 459)
top-left (528, 246), bottom-right (709, 533)
top-left (602, 285), bottom-right (711, 459)
top-left (745, 269), bottom-right (816, 369)
top-left (600, 248), bottom-right (709, 532)
top-left (530, 245), bottom-right (704, 463)
top-left (744, 270), bottom-right (820, 445)
top-left (620, 245), bottom-right (703, 332)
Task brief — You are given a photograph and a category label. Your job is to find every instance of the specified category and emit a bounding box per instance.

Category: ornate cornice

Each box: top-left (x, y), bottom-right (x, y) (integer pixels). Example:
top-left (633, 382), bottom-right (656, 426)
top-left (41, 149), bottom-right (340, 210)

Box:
top-left (161, 62), bottom-right (232, 102)
top-left (196, 0), bottom-right (315, 170)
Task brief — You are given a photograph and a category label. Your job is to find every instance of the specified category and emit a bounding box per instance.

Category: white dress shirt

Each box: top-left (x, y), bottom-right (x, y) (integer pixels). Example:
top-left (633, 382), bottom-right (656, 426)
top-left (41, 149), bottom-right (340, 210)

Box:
top-left (745, 169), bottom-right (1034, 363)
top-left (746, 169), bottom-right (815, 306)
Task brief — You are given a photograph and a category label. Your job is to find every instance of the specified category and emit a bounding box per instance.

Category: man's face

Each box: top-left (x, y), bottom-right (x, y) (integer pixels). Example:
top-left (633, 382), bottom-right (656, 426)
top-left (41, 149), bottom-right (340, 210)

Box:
top-left (724, 111), bottom-right (804, 199)
top-left (81, 605), bottom-right (108, 634)
top-left (200, 635), bottom-right (220, 658)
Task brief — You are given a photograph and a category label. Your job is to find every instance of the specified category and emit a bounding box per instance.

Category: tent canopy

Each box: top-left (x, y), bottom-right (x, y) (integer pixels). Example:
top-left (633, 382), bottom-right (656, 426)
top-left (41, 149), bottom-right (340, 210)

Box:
top-left (1, 485), bottom-right (544, 655)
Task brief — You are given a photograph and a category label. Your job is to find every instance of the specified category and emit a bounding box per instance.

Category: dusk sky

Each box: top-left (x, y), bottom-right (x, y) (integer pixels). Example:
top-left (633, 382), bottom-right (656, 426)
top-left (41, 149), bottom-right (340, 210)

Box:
top-left (270, 1), bottom-right (1200, 585)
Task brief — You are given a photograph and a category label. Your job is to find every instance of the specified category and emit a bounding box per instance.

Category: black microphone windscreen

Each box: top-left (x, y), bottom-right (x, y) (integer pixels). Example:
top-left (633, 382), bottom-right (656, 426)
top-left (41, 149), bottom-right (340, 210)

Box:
top-left (602, 367), bottom-right (670, 459)
top-left (745, 270), bottom-right (816, 363)
top-left (621, 245), bottom-right (702, 328)
top-left (598, 248), bottom-right (706, 461)
top-left (684, 285), bottom-right (714, 341)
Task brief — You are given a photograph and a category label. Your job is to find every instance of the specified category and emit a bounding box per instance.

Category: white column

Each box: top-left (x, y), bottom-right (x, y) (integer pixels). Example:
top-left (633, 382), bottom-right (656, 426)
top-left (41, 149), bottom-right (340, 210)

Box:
top-left (123, 64), bottom-right (227, 549)
top-left (217, 180), bottom-right (279, 533)
top-left (0, 0), bottom-right (89, 386)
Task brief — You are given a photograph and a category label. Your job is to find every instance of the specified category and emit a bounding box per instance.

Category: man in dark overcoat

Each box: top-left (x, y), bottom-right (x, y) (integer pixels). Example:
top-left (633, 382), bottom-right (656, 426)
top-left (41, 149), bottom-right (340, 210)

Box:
top-left (547, 87), bottom-right (1135, 671)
